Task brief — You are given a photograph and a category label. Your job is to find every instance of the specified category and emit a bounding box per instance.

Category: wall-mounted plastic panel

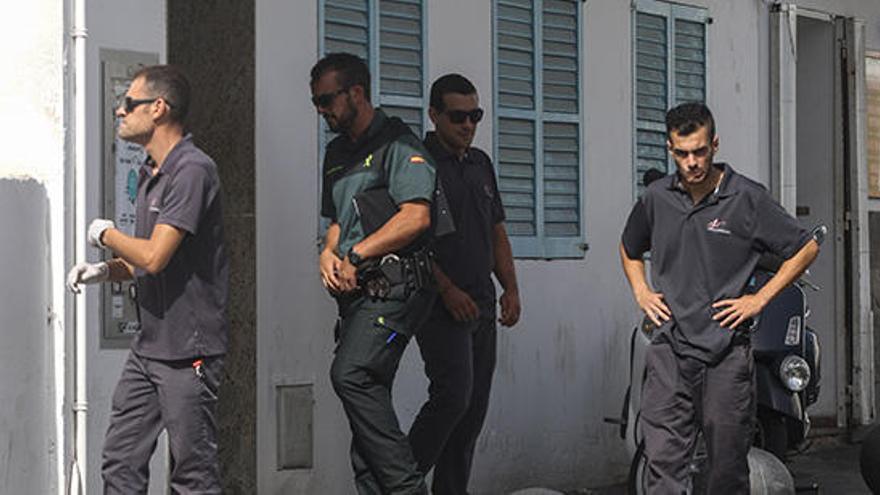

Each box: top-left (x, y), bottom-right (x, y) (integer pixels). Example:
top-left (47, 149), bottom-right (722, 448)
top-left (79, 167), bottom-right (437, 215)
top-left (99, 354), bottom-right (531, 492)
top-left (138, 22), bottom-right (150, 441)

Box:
top-left (99, 49), bottom-right (159, 348)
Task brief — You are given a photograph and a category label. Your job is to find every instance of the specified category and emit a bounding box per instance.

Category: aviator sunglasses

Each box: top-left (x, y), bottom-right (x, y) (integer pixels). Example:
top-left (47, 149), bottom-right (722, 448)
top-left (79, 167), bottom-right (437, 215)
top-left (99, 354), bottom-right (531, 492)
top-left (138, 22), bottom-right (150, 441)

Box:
top-left (444, 108), bottom-right (484, 124)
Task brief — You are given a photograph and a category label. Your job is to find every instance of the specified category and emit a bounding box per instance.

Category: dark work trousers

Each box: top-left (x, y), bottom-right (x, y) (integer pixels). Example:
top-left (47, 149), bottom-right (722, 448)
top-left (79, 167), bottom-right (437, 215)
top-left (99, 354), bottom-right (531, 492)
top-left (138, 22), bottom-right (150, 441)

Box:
top-left (330, 297), bottom-right (427, 495)
top-left (641, 338), bottom-right (755, 494)
top-left (102, 350), bottom-right (223, 495)
top-left (409, 307), bottom-right (497, 495)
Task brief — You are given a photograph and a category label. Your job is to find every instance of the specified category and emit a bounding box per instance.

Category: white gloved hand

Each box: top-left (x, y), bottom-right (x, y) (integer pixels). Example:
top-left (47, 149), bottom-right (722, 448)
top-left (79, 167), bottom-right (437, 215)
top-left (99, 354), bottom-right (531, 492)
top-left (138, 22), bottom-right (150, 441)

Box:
top-left (87, 219), bottom-right (115, 248)
top-left (66, 262), bottom-right (109, 294)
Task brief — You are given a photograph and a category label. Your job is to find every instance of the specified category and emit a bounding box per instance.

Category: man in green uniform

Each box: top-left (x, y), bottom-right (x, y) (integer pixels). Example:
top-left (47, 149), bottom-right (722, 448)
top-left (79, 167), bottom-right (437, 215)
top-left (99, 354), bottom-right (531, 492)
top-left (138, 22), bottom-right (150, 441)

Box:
top-left (310, 52), bottom-right (435, 494)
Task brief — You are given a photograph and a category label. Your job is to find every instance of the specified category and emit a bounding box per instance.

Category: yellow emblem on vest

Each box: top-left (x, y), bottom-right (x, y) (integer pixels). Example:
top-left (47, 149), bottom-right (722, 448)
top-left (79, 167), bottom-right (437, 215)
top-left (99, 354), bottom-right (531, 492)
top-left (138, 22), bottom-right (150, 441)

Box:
top-left (364, 154), bottom-right (373, 168)
top-left (409, 155), bottom-right (426, 164)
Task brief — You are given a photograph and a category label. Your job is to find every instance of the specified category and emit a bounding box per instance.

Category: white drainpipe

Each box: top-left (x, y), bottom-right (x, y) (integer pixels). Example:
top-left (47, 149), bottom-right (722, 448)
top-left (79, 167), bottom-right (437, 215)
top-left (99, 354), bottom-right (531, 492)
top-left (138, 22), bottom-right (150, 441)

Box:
top-left (70, 0), bottom-right (88, 492)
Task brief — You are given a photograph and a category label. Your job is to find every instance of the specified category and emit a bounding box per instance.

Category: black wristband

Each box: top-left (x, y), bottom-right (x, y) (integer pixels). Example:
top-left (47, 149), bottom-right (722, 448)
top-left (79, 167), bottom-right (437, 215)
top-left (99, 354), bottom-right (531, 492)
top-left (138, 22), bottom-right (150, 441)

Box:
top-left (347, 248), bottom-right (365, 267)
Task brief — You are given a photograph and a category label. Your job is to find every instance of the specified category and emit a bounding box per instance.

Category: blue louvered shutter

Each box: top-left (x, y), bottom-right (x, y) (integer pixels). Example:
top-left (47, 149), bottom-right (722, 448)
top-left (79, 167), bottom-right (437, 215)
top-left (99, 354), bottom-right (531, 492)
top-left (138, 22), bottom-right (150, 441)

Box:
top-left (497, 0), bottom-right (537, 237)
top-left (379, 0), bottom-right (425, 136)
top-left (498, 118), bottom-right (537, 236)
top-left (497, 0), bottom-right (535, 110)
top-left (542, 0), bottom-right (580, 241)
top-left (632, 1), bottom-right (707, 196)
top-left (495, 0), bottom-right (582, 258)
top-left (674, 18), bottom-right (705, 104)
top-left (324, 0), bottom-right (370, 60)
top-left (634, 10), bottom-right (669, 195)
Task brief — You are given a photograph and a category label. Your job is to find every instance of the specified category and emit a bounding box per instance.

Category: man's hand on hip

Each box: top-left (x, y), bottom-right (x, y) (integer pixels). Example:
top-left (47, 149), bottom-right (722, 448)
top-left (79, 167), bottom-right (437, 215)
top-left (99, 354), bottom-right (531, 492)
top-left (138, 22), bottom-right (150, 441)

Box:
top-left (636, 287), bottom-right (671, 327)
top-left (440, 285), bottom-right (480, 322)
top-left (712, 294), bottom-right (767, 329)
top-left (87, 219), bottom-right (115, 249)
top-left (66, 261), bottom-right (109, 294)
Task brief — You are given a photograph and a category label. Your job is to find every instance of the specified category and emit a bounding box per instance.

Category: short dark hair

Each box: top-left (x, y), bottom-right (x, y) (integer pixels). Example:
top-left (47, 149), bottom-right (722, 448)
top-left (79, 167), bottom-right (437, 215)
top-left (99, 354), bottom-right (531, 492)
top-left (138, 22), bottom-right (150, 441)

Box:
top-left (132, 65), bottom-right (191, 124)
top-left (665, 102), bottom-right (715, 140)
top-left (430, 73), bottom-right (477, 111)
top-left (310, 52), bottom-right (371, 102)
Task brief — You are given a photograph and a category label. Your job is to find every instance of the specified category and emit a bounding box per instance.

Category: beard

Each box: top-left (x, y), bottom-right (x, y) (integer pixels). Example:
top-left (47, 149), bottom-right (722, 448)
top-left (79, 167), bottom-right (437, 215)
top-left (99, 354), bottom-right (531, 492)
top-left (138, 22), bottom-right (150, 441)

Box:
top-left (325, 97), bottom-right (357, 134)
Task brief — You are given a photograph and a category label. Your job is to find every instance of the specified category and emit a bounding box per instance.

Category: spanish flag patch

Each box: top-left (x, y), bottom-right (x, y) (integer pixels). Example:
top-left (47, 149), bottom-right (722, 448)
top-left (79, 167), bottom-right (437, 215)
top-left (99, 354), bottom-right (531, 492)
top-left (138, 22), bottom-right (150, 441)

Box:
top-left (409, 155), bottom-right (426, 164)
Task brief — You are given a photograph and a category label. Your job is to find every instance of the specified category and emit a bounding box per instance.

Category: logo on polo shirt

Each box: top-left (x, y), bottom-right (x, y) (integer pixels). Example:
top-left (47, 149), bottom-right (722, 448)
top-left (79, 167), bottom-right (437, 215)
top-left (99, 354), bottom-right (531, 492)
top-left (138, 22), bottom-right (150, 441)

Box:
top-left (149, 199), bottom-right (161, 213)
top-left (706, 218), bottom-right (731, 235)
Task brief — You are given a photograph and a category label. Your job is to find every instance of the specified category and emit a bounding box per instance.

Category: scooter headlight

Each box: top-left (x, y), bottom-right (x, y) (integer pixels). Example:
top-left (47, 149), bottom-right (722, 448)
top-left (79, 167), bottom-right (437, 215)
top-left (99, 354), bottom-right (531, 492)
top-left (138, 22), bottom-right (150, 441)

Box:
top-left (779, 355), bottom-right (811, 392)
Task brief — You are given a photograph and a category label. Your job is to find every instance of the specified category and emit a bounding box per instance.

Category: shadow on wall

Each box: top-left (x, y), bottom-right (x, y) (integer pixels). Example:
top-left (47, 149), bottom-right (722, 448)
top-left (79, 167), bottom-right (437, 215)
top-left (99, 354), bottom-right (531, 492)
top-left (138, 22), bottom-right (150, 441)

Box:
top-left (0, 178), bottom-right (51, 494)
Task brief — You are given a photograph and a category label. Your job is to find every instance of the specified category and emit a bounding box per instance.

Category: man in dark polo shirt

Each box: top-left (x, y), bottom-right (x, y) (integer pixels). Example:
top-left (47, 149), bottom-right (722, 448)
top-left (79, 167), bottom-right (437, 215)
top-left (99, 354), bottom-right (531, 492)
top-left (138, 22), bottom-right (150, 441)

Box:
top-left (620, 102), bottom-right (819, 493)
top-left (312, 52), bottom-right (437, 494)
top-left (66, 65), bottom-right (227, 494)
top-left (409, 74), bottom-right (521, 494)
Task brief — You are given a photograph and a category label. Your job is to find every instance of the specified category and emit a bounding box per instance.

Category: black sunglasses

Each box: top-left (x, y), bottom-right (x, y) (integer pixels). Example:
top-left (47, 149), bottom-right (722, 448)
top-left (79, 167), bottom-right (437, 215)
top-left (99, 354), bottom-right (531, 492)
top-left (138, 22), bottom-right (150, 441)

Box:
top-left (311, 87), bottom-right (349, 108)
top-left (444, 108), bottom-right (484, 124)
top-left (120, 96), bottom-right (159, 114)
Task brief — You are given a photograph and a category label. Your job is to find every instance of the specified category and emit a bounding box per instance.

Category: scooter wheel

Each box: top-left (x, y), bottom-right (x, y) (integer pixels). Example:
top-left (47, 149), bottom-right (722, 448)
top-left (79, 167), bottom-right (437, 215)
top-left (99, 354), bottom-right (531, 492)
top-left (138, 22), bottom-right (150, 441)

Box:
top-left (757, 408), bottom-right (789, 461)
top-left (628, 440), bottom-right (648, 495)
top-left (860, 423), bottom-right (880, 493)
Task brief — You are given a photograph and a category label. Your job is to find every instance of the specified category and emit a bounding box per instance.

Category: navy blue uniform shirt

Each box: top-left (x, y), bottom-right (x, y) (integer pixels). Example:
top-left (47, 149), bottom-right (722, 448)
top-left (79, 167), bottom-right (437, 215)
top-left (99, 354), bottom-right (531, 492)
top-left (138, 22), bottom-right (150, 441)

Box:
top-left (622, 163), bottom-right (811, 362)
top-left (424, 132), bottom-right (505, 317)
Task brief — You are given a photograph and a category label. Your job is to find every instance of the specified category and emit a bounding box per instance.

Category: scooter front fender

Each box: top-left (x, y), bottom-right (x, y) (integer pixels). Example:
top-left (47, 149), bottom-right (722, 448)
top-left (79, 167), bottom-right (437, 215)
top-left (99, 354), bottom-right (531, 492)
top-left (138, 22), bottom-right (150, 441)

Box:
top-left (755, 362), bottom-right (803, 420)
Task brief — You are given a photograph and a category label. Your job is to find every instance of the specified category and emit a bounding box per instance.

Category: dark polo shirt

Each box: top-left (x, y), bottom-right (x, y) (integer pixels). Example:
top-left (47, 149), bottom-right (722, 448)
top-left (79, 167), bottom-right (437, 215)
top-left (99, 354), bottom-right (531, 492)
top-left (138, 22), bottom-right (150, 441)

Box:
top-left (622, 163), bottom-right (811, 362)
top-left (424, 132), bottom-right (505, 316)
top-left (134, 134), bottom-right (229, 360)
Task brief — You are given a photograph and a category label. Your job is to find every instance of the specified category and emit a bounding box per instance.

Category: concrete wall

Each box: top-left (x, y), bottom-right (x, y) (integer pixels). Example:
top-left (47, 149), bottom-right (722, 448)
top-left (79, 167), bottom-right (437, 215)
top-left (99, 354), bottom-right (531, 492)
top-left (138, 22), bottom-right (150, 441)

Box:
top-left (82, 1), bottom-right (167, 492)
top-left (0, 1), bottom-right (64, 493)
top-left (0, 180), bottom-right (53, 494)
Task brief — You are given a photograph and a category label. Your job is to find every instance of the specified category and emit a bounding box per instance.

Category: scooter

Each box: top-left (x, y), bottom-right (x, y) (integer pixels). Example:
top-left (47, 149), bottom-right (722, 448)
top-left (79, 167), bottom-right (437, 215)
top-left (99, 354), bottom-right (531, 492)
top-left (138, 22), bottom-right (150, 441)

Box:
top-left (607, 226), bottom-right (826, 493)
top-left (750, 226), bottom-right (826, 462)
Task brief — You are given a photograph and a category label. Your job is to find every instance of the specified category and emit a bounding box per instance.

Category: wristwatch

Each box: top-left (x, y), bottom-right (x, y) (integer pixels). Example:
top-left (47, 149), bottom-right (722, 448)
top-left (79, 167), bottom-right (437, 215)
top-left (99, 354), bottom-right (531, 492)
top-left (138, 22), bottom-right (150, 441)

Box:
top-left (347, 247), bottom-right (365, 268)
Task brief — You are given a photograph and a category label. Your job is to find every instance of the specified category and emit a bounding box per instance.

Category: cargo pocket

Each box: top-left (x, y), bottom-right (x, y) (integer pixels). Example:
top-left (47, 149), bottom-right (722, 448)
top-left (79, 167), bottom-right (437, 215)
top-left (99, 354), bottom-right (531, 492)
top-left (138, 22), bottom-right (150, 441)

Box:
top-left (365, 314), bottom-right (409, 384)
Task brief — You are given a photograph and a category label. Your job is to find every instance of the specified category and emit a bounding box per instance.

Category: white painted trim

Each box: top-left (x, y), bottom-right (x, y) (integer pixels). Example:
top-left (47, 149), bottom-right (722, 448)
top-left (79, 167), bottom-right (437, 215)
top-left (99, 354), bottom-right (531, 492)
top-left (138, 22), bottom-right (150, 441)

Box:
top-left (769, 4), bottom-right (798, 214)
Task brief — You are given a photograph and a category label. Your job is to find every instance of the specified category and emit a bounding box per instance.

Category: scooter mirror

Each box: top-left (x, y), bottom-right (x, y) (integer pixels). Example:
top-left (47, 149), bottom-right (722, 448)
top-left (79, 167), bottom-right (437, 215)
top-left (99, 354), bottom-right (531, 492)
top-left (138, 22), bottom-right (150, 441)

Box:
top-left (812, 225), bottom-right (827, 246)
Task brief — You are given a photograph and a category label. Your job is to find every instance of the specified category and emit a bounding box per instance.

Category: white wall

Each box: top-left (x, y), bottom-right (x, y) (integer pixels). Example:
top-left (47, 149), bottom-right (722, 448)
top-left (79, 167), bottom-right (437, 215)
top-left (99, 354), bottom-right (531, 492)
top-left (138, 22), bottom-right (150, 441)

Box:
top-left (256, 0), bottom-right (354, 492)
top-left (82, 1), bottom-right (167, 492)
top-left (0, 180), bottom-right (54, 494)
top-left (0, 1), bottom-right (65, 492)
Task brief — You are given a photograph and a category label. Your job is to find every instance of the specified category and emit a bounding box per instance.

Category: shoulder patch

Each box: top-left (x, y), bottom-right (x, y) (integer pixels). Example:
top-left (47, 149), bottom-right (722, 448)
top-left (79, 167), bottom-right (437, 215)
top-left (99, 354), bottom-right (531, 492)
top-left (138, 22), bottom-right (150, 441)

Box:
top-left (409, 155), bottom-right (426, 164)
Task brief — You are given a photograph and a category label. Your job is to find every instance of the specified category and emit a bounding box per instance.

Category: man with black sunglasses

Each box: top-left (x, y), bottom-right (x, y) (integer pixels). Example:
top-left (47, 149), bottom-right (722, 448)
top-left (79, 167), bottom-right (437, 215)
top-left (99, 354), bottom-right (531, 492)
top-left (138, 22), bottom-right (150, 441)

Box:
top-left (408, 73), bottom-right (520, 494)
top-left (620, 102), bottom-right (819, 492)
top-left (65, 65), bottom-right (228, 494)
top-left (311, 52), bottom-right (440, 494)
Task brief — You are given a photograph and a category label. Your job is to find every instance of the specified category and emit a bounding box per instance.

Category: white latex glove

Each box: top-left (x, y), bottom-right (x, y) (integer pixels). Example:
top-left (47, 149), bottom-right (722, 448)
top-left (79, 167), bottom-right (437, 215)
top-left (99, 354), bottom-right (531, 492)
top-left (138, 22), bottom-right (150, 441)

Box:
top-left (87, 219), bottom-right (115, 248)
top-left (66, 262), bottom-right (109, 294)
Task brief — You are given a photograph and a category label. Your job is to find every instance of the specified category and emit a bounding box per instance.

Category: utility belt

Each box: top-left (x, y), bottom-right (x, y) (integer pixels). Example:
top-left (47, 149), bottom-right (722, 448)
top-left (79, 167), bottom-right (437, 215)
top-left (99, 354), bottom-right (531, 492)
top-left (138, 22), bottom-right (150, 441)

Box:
top-left (357, 247), bottom-right (435, 300)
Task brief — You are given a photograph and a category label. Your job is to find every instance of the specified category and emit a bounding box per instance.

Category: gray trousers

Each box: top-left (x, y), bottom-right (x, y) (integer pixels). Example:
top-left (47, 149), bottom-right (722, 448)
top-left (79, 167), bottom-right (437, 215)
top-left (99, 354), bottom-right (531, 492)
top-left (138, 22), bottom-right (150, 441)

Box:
top-left (102, 351), bottom-right (223, 495)
top-left (409, 308), bottom-right (497, 495)
top-left (330, 297), bottom-right (427, 495)
top-left (641, 339), bottom-right (754, 494)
